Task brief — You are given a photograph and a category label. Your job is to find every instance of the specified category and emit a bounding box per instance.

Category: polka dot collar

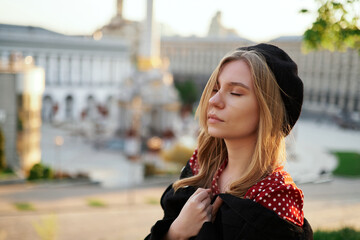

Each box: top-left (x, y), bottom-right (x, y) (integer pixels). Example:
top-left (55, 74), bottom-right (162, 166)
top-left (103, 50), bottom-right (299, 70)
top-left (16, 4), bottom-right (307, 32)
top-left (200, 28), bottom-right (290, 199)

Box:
top-left (188, 149), bottom-right (304, 227)
top-left (189, 149), bottom-right (227, 196)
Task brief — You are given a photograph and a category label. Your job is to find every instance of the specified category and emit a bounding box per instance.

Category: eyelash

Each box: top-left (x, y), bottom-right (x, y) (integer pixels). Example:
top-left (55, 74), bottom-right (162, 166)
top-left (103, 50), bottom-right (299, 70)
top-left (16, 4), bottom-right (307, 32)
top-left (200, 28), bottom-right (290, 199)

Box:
top-left (212, 89), bottom-right (242, 96)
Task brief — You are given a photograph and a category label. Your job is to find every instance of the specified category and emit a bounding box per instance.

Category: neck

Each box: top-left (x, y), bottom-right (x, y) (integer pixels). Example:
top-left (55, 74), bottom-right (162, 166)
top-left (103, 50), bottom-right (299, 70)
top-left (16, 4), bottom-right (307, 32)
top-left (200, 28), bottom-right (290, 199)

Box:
top-left (224, 135), bottom-right (257, 179)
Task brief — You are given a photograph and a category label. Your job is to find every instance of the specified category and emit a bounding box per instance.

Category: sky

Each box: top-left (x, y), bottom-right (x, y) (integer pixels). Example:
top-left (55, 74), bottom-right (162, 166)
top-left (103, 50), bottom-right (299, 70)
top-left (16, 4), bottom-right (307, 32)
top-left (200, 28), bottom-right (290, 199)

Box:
top-left (0, 0), bottom-right (318, 42)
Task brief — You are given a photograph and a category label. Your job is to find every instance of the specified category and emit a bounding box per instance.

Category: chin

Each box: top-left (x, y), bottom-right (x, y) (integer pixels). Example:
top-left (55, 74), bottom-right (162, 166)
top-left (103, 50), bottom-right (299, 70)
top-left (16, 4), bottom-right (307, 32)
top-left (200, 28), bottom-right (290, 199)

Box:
top-left (208, 127), bottom-right (258, 140)
top-left (207, 127), bottom-right (226, 138)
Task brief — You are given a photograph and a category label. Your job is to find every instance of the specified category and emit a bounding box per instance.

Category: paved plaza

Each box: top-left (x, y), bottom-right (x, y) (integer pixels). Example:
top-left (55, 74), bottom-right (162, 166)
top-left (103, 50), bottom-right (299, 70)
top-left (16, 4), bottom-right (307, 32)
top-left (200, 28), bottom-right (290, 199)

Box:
top-left (40, 123), bottom-right (145, 188)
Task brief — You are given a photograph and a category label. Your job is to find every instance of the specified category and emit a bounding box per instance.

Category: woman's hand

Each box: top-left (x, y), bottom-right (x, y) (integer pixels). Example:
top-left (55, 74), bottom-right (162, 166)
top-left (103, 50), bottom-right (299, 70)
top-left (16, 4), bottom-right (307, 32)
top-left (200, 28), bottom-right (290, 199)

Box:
top-left (165, 188), bottom-right (222, 240)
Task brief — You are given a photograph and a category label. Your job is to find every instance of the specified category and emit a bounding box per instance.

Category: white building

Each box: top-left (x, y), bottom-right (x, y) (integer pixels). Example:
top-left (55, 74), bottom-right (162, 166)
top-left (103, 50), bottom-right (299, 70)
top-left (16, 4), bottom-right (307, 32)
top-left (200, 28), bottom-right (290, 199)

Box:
top-left (0, 24), bottom-right (132, 130)
top-left (160, 35), bottom-right (360, 118)
top-left (161, 36), bottom-right (254, 90)
top-left (269, 36), bottom-right (360, 117)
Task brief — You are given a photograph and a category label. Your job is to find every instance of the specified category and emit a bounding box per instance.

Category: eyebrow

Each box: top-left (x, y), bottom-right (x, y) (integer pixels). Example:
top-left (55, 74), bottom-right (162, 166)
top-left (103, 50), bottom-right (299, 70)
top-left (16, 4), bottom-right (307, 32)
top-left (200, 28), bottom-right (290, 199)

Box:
top-left (216, 81), bottom-right (250, 90)
top-left (216, 80), bottom-right (250, 90)
top-left (228, 82), bottom-right (250, 90)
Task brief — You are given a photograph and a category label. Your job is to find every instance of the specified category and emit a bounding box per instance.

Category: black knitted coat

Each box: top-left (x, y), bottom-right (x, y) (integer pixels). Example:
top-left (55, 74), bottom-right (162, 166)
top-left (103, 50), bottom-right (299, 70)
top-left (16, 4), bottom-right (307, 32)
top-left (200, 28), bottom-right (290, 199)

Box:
top-left (145, 162), bottom-right (313, 240)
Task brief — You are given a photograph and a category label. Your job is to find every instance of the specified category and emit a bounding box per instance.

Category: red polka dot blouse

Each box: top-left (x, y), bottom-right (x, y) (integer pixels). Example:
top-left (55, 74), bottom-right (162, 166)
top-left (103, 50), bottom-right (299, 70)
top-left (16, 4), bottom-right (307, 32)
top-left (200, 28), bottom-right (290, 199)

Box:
top-left (188, 149), bottom-right (304, 227)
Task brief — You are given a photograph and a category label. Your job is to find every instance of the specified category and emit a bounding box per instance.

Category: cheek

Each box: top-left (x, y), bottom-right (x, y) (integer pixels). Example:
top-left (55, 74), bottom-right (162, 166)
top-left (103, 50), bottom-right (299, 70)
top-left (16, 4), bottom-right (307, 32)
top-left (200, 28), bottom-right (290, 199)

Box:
top-left (251, 101), bottom-right (260, 124)
top-left (250, 107), bottom-right (260, 130)
top-left (231, 99), bottom-right (260, 129)
top-left (248, 101), bottom-right (260, 128)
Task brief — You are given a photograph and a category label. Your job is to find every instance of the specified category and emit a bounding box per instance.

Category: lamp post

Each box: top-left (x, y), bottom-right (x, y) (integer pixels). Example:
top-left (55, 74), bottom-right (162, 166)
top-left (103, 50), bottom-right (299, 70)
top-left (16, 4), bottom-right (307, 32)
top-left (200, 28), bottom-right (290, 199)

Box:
top-left (54, 136), bottom-right (64, 179)
top-left (0, 110), bottom-right (6, 124)
top-left (0, 110), bottom-right (6, 169)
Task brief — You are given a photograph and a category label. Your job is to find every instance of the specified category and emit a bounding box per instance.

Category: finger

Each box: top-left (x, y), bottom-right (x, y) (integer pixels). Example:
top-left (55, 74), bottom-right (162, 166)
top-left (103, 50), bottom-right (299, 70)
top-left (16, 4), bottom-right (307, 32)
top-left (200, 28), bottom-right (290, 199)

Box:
top-left (211, 197), bottom-right (223, 222)
top-left (194, 188), bottom-right (211, 194)
top-left (206, 205), bottom-right (213, 220)
top-left (195, 188), bottom-right (211, 196)
top-left (207, 204), bottom-right (213, 214)
top-left (212, 197), bottom-right (223, 214)
top-left (193, 189), bottom-right (211, 202)
top-left (193, 187), bottom-right (205, 194)
top-left (208, 189), bottom-right (213, 199)
top-left (202, 196), bottom-right (211, 208)
top-left (191, 188), bottom-right (208, 199)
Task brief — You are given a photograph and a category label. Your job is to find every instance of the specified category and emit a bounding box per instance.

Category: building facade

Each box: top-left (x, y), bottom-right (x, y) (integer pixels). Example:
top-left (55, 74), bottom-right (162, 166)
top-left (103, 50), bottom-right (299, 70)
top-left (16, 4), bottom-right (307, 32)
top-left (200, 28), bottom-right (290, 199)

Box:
top-left (161, 36), bottom-right (254, 90)
top-left (0, 24), bottom-right (132, 131)
top-left (160, 35), bottom-right (360, 118)
top-left (269, 36), bottom-right (360, 117)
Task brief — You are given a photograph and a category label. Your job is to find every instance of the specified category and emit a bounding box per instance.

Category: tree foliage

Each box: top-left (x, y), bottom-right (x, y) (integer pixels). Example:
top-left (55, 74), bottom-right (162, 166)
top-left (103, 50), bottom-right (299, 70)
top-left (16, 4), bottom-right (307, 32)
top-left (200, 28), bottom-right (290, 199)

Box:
top-left (174, 79), bottom-right (199, 106)
top-left (301, 0), bottom-right (360, 53)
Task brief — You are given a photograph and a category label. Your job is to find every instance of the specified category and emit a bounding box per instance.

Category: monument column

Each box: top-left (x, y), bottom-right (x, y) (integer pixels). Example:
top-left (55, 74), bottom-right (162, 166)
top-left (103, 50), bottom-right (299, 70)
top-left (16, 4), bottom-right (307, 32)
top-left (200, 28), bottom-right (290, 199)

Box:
top-left (138, 0), bottom-right (161, 71)
top-left (117, 0), bottom-right (123, 18)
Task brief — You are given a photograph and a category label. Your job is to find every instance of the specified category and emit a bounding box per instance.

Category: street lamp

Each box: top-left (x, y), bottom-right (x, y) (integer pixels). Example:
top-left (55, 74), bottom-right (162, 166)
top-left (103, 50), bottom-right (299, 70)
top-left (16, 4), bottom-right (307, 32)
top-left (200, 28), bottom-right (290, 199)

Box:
top-left (0, 110), bottom-right (6, 124)
top-left (54, 136), bottom-right (64, 179)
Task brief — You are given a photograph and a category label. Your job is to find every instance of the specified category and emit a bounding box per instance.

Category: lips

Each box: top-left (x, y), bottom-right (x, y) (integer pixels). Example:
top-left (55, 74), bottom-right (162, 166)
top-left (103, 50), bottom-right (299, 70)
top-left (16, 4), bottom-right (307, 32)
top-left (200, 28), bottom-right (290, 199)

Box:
top-left (208, 113), bottom-right (224, 123)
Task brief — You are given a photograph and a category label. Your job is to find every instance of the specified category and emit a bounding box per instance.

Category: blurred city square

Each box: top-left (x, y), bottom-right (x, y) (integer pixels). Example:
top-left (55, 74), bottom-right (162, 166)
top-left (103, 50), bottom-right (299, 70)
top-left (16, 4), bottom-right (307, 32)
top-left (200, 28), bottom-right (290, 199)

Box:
top-left (0, 120), bottom-right (359, 239)
top-left (0, 0), bottom-right (360, 239)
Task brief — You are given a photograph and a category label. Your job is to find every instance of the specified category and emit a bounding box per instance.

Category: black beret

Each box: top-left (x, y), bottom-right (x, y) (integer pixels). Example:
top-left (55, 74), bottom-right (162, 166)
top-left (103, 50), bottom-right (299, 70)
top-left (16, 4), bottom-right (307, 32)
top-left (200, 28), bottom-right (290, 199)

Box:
top-left (237, 43), bottom-right (303, 135)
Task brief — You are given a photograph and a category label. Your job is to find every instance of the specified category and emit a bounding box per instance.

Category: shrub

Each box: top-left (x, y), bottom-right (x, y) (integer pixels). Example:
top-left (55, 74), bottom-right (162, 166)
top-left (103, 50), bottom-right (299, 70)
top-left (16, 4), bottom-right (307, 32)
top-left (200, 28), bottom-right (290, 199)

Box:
top-left (87, 199), bottom-right (107, 208)
top-left (332, 152), bottom-right (360, 177)
top-left (144, 163), bottom-right (157, 177)
top-left (314, 227), bottom-right (360, 240)
top-left (42, 166), bottom-right (53, 179)
top-left (14, 202), bottom-right (35, 211)
top-left (0, 128), bottom-right (6, 170)
top-left (28, 163), bottom-right (53, 181)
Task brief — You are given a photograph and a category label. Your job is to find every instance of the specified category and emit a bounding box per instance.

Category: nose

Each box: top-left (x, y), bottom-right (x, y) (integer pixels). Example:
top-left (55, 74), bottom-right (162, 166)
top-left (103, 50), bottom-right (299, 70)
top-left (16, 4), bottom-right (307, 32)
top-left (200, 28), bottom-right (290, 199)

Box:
top-left (209, 91), bottom-right (225, 109)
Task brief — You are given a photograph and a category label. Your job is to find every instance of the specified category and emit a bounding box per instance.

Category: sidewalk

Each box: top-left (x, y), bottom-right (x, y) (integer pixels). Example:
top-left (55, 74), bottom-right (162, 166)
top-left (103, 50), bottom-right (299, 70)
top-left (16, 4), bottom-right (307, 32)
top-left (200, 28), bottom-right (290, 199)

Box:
top-left (0, 178), bottom-right (172, 240)
top-left (300, 177), bottom-right (360, 230)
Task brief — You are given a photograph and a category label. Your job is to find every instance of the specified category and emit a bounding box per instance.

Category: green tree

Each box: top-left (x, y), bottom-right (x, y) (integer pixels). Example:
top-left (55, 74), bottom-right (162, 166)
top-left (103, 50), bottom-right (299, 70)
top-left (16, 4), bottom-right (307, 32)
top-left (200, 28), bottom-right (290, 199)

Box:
top-left (0, 128), bottom-right (6, 170)
top-left (174, 79), bottom-right (199, 107)
top-left (301, 0), bottom-right (360, 52)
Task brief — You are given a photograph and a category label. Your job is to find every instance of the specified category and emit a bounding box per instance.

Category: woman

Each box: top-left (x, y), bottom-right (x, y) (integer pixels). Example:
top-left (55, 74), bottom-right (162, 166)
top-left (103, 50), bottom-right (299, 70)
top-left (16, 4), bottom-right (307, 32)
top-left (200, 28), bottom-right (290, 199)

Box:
top-left (145, 43), bottom-right (313, 240)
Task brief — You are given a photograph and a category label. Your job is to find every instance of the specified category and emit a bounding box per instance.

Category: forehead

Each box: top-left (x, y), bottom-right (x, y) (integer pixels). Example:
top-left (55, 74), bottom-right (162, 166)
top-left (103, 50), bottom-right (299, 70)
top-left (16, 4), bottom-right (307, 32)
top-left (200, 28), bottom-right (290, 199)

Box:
top-left (217, 60), bottom-right (253, 89)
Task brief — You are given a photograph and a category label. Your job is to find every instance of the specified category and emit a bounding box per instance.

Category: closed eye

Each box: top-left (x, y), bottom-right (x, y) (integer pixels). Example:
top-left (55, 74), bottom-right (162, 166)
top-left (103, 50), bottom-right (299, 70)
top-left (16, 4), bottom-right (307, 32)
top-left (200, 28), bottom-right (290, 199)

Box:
top-left (231, 93), bottom-right (242, 96)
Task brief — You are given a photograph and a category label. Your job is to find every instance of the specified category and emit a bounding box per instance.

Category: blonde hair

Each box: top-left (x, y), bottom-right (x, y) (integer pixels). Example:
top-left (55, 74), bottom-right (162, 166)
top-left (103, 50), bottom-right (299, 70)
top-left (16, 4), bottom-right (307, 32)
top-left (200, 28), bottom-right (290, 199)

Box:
top-left (173, 49), bottom-right (290, 198)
